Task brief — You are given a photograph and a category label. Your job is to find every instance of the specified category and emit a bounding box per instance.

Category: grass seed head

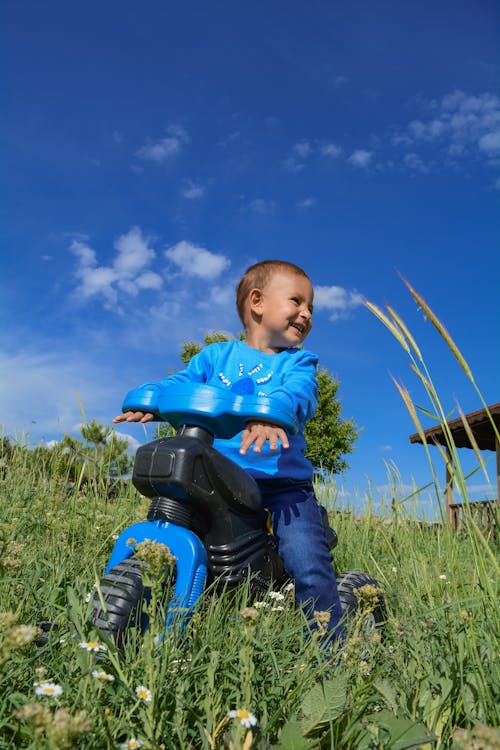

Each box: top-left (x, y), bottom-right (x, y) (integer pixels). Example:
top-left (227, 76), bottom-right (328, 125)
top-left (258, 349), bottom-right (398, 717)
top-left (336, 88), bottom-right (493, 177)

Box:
top-left (354, 584), bottom-right (384, 611)
top-left (134, 539), bottom-right (176, 579)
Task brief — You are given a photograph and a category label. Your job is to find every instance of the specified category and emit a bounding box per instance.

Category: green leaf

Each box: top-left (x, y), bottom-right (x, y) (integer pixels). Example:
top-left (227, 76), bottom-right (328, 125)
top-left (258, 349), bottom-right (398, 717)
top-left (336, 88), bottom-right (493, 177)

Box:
top-left (373, 677), bottom-right (400, 714)
top-left (66, 585), bottom-right (84, 633)
top-left (275, 721), bottom-right (311, 750)
top-left (355, 711), bottom-right (436, 750)
top-left (297, 676), bottom-right (347, 735)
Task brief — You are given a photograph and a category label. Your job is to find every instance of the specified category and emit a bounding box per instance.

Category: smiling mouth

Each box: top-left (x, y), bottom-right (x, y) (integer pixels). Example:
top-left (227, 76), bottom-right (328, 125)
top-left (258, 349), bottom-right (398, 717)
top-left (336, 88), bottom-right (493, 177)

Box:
top-left (290, 322), bottom-right (305, 334)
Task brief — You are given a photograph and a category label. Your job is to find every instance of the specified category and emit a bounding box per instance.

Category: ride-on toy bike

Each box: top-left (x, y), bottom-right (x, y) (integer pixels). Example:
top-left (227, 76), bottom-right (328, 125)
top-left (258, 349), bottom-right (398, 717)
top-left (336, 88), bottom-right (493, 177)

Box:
top-left (92, 383), bottom-right (385, 644)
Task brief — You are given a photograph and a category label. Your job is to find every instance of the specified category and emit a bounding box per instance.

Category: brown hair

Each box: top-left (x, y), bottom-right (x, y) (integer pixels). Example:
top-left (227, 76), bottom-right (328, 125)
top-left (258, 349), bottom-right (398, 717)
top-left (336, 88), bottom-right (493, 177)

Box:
top-left (236, 260), bottom-right (310, 324)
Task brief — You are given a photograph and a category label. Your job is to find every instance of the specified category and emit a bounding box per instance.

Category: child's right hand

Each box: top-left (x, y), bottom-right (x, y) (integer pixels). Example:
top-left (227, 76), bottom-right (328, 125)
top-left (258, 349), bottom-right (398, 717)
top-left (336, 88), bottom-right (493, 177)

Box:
top-left (112, 411), bottom-right (156, 424)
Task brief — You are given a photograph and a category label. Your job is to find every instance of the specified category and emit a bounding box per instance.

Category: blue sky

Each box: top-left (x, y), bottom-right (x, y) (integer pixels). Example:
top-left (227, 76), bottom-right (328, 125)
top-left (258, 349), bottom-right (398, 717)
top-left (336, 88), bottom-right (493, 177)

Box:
top-left (2, 1), bottom-right (499, 517)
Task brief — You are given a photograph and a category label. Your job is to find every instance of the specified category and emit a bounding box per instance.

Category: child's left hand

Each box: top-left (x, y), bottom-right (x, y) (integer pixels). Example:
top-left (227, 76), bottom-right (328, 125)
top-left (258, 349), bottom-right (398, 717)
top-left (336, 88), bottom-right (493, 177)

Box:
top-left (240, 421), bottom-right (289, 455)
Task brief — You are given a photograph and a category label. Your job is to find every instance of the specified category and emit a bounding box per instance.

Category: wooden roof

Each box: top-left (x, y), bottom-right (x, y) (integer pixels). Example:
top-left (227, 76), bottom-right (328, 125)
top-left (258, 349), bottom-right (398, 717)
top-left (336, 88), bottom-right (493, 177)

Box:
top-left (409, 402), bottom-right (500, 452)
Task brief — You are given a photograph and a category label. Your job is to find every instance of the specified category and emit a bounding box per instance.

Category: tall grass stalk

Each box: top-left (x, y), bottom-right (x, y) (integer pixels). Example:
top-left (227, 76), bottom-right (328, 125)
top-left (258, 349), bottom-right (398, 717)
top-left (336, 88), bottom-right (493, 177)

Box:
top-left (365, 283), bottom-right (499, 578)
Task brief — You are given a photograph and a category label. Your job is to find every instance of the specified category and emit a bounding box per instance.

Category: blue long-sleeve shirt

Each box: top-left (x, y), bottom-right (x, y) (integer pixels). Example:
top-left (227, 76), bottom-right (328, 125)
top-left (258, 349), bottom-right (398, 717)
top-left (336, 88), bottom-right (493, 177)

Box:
top-left (124, 340), bottom-right (318, 480)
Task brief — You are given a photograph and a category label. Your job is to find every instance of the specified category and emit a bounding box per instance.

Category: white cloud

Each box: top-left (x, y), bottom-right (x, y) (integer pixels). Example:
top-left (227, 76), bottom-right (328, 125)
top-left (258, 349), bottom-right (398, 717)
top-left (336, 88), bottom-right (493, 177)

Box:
top-left (292, 141), bottom-right (312, 159)
top-left (348, 149), bottom-right (373, 168)
top-left (320, 143), bottom-right (342, 158)
top-left (314, 285), bottom-right (364, 320)
top-left (113, 226), bottom-right (156, 276)
top-left (0, 346), bottom-right (121, 441)
top-left (332, 75), bottom-right (348, 87)
top-left (403, 152), bottom-right (430, 173)
top-left (182, 181), bottom-right (206, 199)
top-left (165, 241), bottom-right (231, 280)
top-left (284, 140), bottom-right (313, 172)
top-left (478, 130), bottom-right (500, 155)
top-left (69, 227), bottom-right (159, 305)
top-left (246, 198), bottom-right (276, 215)
top-left (297, 196), bottom-right (316, 209)
top-left (206, 282), bottom-right (235, 309)
top-left (135, 271), bottom-right (163, 290)
top-left (71, 249), bottom-right (119, 304)
top-left (110, 430), bottom-right (142, 453)
top-left (70, 239), bottom-right (97, 267)
top-left (283, 156), bottom-right (306, 172)
top-left (396, 90), bottom-right (500, 162)
top-left (135, 124), bottom-right (189, 163)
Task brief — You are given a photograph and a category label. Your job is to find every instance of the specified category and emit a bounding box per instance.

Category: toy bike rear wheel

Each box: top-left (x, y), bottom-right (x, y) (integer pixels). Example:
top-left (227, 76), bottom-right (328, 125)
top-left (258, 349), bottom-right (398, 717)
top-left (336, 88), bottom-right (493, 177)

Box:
top-left (336, 571), bottom-right (386, 634)
top-left (92, 557), bottom-right (148, 646)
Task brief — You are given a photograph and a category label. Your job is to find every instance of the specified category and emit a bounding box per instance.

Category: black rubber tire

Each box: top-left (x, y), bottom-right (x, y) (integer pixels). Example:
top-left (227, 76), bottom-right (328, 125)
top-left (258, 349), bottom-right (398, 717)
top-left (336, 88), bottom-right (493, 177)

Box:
top-left (336, 570), bottom-right (386, 634)
top-left (92, 557), bottom-right (148, 645)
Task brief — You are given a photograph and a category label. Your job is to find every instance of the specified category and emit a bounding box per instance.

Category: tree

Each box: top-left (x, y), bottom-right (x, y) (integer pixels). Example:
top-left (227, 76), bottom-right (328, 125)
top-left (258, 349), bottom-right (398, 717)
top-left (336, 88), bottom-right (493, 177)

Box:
top-left (304, 368), bottom-right (358, 473)
top-left (174, 332), bottom-right (358, 473)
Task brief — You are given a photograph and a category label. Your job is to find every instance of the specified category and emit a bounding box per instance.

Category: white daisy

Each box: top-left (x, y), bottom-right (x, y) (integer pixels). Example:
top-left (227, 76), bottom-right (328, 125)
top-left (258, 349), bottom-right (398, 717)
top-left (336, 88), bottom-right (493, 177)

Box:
top-left (268, 591), bottom-right (285, 601)
top-left (34, 681), bottom-right (63, 698)
top-left (92, 669), bottom-right (115, 682)
top-left (120, 739), bottom-right (143, 750)
top-left (227, 708), bottom-right (258, 728)
top-left (79, 640), bottom-right (107, 653)
top-left (135, 685), bottom-right (152, 702)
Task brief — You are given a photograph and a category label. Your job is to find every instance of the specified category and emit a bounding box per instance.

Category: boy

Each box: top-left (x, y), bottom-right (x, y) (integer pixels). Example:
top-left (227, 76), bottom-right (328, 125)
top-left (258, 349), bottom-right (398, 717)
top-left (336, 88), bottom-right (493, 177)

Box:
top-left (114, 260), bottom-right (345, 644)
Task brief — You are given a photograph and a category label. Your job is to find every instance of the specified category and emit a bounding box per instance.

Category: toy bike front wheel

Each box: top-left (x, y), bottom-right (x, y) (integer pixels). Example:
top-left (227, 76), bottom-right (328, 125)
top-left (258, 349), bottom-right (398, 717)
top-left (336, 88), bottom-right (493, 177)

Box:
top-left (336, 571), bottom-right (386, 634)
top-left (92, 557), bottom-right (149, 646)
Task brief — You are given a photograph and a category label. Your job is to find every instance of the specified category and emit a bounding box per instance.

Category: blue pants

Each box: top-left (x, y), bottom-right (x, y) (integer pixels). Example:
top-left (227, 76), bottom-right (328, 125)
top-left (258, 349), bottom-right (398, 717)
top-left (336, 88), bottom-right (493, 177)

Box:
top-left (258, 480), bottom-right (345, 643)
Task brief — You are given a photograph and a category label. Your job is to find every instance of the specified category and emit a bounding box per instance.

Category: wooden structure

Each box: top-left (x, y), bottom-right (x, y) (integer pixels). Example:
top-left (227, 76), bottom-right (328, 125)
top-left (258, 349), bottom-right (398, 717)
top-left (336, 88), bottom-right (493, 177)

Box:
top-left (409, 403), bottom-right (500, 531)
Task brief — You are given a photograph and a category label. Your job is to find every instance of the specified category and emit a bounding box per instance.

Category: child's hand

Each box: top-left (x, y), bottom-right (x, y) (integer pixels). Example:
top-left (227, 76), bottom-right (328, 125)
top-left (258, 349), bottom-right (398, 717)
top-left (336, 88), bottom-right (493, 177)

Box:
top-left (112, 411), bottom-right (155, 424)
top-left (240, 421), bottom-right (289, 455)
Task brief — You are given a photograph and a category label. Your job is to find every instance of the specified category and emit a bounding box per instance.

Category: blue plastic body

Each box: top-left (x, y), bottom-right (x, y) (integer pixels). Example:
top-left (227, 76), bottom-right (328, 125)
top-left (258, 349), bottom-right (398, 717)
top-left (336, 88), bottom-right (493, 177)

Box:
top-left (105, 521), bottom-right (207, 630)
top-left (122, 382), bottom-right (298, 438)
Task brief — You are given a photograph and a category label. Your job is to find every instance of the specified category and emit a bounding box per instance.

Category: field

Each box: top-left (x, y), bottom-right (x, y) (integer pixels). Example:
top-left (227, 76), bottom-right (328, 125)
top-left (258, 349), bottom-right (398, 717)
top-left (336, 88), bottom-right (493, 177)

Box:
top-left (0, 437), bottom-right (498, 750)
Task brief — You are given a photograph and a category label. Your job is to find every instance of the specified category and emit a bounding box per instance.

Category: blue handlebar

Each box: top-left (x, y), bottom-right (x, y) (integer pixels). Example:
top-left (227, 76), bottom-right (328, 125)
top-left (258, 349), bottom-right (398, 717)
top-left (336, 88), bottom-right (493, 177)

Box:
top-left (122, 383), bottom-right (297, 439)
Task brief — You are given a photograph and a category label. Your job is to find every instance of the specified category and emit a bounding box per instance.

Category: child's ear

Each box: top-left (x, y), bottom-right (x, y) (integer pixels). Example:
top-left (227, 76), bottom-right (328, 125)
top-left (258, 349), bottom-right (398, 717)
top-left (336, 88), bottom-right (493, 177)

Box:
top-left (249, 288), bottom-right (264, 314)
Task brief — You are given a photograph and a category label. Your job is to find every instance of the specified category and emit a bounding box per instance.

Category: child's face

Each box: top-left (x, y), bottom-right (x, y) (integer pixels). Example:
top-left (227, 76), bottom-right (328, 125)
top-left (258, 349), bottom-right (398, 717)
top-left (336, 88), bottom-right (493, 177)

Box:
top-left (251, 270), bottom-right (314, 351)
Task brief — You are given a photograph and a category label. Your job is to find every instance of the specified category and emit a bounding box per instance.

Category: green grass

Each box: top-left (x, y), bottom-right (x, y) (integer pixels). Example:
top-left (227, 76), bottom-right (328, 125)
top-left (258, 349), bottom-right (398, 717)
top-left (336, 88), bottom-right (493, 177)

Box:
top-left (0, 440), bottom-right (498, 750)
